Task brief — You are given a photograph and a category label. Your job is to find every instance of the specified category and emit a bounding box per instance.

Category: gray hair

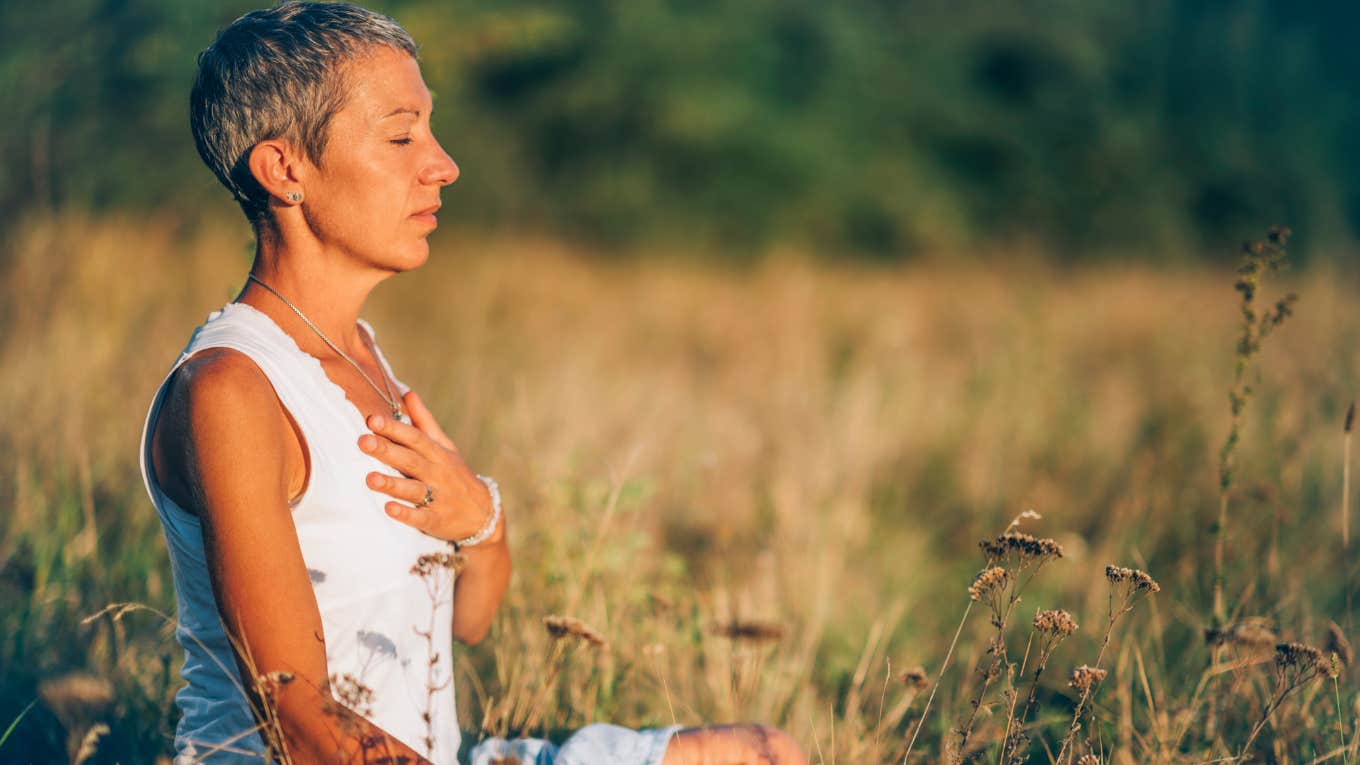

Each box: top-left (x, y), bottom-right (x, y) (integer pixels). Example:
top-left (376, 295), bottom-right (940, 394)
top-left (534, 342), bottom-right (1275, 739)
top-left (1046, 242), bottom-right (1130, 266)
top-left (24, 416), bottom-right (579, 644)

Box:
top-left (189, 1), bottom-right (418, 224)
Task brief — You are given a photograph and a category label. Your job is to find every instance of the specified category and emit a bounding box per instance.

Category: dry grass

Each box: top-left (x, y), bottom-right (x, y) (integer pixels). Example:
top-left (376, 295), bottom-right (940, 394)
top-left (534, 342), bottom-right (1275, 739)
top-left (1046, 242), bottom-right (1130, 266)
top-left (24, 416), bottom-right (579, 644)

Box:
top-left (0, 213), bottom-right (1357, 762)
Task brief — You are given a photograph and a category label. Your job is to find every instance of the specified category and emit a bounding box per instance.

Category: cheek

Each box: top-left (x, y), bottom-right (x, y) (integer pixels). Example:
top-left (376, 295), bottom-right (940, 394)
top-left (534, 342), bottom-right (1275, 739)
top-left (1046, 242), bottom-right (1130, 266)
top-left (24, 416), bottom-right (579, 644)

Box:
top-left (313, 182), bottom-right (396, 236)
top-left (315, 154), bottom-right (396, 214)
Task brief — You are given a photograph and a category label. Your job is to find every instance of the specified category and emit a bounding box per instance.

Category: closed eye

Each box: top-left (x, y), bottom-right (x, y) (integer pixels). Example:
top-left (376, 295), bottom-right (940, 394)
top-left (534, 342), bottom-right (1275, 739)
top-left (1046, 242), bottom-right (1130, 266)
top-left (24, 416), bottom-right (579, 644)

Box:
top-left (390, 137), bottom-right (413, 146)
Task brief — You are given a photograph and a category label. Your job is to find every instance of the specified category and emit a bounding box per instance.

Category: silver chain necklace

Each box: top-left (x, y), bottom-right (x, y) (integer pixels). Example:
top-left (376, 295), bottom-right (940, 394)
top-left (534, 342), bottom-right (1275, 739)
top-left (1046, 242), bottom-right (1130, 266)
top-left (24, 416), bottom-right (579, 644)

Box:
top-left (246, 274), bottom-right (405, 422)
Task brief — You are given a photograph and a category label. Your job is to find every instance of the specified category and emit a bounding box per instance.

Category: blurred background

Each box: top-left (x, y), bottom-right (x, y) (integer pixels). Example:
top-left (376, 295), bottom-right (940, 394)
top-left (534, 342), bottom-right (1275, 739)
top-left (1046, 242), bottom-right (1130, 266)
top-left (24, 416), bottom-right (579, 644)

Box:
top-left (3, 0), bottom-right (1360, 262)
top-left (3, 1), bottom-right (1360, 763)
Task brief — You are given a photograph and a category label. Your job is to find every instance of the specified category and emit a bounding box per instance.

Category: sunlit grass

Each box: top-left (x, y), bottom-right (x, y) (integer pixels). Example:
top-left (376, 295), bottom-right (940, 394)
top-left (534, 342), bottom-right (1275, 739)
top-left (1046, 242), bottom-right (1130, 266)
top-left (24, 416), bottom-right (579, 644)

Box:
top-left (0, 213), bottom-right (1355, 762)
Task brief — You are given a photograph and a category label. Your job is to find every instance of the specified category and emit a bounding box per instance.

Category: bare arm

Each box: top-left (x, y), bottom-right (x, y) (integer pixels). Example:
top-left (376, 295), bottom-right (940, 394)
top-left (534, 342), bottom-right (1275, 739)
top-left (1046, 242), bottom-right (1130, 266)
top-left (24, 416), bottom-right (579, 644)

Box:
top-left (169, 349), bottom-right (431, 764)
top-left (450, 507), bottom-right (510, 645)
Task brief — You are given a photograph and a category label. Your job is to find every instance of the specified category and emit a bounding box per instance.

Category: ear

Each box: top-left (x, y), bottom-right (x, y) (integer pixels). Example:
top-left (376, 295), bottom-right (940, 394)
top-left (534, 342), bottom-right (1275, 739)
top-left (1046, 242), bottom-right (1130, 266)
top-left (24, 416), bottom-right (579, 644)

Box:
top-left (247, 138), bottom-right (305, 204)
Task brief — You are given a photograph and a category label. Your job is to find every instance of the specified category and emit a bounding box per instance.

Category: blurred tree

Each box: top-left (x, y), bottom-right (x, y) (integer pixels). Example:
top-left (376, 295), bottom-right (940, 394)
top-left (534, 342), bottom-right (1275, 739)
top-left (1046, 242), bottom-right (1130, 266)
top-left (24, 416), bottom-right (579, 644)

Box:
top-left (1, 0), bottom-right (1356, 261)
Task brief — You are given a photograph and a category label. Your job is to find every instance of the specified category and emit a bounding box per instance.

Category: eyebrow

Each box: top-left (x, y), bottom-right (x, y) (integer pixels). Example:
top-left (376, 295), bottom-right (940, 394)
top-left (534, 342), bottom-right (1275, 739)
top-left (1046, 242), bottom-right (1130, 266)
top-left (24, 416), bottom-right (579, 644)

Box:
top-left (381, 106), bottom-right (421, 119)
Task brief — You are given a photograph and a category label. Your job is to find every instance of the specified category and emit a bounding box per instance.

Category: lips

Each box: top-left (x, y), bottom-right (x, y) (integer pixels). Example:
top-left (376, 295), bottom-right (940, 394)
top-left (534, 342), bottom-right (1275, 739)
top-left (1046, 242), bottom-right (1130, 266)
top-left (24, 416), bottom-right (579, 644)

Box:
top-left (411, 203), bottom-right (441, 217)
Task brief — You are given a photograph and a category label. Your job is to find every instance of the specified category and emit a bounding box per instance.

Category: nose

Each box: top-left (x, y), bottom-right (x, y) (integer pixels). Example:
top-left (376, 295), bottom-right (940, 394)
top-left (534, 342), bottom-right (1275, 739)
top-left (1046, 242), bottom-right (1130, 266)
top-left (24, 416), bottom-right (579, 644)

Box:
top-left (423, 137), bottom-right (459, 187)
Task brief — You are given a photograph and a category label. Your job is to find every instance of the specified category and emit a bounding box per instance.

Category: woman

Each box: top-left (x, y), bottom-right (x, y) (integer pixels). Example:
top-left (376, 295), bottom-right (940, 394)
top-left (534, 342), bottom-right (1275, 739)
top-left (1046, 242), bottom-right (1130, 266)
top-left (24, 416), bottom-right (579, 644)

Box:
top-left (139, 2), bottom-right (807, 763)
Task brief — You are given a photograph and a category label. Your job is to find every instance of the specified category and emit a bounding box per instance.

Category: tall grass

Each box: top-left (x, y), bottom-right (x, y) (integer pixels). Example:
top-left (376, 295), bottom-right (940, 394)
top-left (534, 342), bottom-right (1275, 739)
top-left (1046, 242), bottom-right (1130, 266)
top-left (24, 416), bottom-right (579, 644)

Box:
top-left (0, 213), bottom-right (1356, 762)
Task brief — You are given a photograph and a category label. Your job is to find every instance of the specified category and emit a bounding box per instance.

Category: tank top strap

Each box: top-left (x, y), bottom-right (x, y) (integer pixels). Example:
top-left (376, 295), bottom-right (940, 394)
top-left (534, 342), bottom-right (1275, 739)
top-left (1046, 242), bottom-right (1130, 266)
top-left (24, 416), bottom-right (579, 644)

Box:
top-left (138, 301), bottom-right (360, 516)
top-left (190, 302), bottom-right (358, 445)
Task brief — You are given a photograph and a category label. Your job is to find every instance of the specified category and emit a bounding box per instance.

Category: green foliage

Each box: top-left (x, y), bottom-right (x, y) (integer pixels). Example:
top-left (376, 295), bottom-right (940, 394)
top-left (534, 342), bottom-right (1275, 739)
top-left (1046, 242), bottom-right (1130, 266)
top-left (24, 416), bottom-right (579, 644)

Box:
top-left (1, 0), bottom-right (1358, 257)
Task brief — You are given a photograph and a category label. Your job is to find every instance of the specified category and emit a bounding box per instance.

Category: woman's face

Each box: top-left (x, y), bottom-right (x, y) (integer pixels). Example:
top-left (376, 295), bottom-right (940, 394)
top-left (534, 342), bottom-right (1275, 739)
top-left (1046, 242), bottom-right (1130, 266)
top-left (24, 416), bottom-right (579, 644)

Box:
top-left (298, 45), bottom-right (458, 271)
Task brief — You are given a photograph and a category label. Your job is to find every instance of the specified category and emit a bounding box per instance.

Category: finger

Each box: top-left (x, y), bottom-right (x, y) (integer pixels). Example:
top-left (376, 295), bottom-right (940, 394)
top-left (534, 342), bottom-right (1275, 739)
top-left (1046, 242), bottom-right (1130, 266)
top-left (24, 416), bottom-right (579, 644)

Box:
top-left (404, 390), bottom-right (457, 452)
top-left (366, 471), bottom-right (432, 505)
top-left (358, 432), bottom-right (427, 477)
top-left (365, 413), bottom-right (440, 461)
top-left (383, 499), bottom-right (436, 534)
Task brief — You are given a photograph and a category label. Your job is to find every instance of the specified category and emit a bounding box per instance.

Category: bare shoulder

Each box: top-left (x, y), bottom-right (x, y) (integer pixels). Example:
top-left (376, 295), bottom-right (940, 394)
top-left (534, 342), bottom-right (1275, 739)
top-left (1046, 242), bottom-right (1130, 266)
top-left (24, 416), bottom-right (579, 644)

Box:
top-left (152, 347), bottom-right (303, 514)
top-left (177, 347), bottom-right (285, 431)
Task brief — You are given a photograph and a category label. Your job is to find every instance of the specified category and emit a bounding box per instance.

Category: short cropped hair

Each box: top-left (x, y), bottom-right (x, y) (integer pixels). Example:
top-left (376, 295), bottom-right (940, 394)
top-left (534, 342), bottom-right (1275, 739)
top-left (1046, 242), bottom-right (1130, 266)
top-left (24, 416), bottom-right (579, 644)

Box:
top-left (190, 1), bottom-right (418, 223)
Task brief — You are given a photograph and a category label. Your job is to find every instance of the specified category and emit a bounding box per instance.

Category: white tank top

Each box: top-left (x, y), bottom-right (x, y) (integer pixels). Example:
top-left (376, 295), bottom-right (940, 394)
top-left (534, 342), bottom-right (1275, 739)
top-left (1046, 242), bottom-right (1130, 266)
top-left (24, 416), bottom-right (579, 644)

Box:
top-left (137, 300), bottom-right (460, 764)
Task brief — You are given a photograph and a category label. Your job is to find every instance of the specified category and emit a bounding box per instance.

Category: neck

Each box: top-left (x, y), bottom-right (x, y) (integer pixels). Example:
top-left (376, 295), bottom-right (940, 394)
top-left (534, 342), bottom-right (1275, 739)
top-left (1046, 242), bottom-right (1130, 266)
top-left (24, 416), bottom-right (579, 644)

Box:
top-left (233, 219), bottom-right (392, 359)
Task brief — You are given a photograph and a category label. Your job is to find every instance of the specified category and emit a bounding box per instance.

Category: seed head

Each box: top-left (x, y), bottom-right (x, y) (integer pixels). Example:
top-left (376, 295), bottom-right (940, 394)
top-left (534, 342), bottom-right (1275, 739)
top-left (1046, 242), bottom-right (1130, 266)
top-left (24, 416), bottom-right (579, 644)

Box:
top-left (73, 722), bottom-right (110, 765)
top-left (969, 566), bottom-right (1010, 602)
top-left (901, 666), bottom-right (929, 691)
top-left (1033, 609), bottom-right (1078, 637)
top-left (1275, 641), bottom-right (1327, 671)
top-left (328, 672), bottom-right (376, 716)
top-left (543, 615), bottom-right (609, 649)
top-left (257, 670), bottom-right (295, 698)
top-left (1105, 565), bottom-right (1160, 593)
top-left (1076, 755), bottom-right (1100, 765)
top-left (410, 550), bottom-right (464, 577)
top-left (980, 532), bottom-right (1064, 563)
top-left (1069, 665), bottom-right (1107, 693)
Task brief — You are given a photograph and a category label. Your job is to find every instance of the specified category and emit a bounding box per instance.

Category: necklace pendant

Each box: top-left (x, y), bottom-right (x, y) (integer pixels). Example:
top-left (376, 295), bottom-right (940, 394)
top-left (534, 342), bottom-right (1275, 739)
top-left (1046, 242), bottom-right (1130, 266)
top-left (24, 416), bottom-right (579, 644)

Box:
top-left (392, 403), bottom-right (406, 423)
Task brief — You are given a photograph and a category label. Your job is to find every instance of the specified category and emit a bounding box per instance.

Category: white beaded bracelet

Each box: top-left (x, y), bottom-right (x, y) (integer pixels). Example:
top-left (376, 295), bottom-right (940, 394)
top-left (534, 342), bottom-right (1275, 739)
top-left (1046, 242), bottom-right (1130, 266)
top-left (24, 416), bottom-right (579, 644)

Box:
top-left (452, 474), bottom-right (501, 550)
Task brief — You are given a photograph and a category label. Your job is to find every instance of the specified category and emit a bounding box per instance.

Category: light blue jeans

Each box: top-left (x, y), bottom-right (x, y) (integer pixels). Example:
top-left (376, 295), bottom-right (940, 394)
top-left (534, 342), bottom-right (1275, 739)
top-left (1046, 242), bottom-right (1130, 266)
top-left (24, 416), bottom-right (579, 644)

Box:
top-left (468, 723), bottom-right (684, 765)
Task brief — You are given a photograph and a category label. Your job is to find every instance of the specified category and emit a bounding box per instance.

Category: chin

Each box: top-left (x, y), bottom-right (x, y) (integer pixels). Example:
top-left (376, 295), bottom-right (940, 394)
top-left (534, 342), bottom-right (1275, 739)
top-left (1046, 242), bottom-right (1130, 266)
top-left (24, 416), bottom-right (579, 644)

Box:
top-left (392, 240), bottom-right (431, 272)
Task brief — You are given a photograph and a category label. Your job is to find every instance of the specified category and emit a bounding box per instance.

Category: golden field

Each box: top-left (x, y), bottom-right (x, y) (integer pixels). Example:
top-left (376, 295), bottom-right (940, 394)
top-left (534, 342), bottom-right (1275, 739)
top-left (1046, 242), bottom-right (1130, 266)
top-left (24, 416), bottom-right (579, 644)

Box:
top-left (1, 215), bottom-right (1356, 763)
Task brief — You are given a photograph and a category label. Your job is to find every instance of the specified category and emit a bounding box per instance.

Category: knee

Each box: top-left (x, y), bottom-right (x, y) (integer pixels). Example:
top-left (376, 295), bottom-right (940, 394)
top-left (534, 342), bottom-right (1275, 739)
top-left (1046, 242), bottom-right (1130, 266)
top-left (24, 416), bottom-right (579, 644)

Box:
top-left (750, 724), bottom-right (807, 765)
top-left (663, 722), bottom-right (807, 765)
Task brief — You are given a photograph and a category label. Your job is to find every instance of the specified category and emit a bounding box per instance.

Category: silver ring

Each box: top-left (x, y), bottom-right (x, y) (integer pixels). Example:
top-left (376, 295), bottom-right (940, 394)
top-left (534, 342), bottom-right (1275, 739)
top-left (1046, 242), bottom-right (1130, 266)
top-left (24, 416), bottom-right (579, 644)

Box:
top-left (418, 483), bottom-right (434, 507)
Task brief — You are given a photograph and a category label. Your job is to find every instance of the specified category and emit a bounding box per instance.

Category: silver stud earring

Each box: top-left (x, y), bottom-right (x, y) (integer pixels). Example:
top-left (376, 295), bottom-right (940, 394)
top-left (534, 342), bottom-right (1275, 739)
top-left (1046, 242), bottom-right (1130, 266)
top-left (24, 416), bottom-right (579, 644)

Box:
top-left (286, 192), bottom-right (302, 203)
